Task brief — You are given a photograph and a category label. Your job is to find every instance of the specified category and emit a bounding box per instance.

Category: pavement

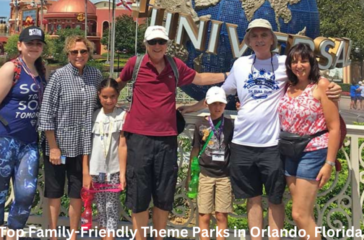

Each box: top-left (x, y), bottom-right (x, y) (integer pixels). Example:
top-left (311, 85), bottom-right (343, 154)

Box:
top-left (338, 96), bottom-right (364, 124)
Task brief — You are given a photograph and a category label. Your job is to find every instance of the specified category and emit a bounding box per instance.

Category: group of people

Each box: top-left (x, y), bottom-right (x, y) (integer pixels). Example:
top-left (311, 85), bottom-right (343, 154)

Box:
top-left (0, 24), bottom-right (226, 240)
top-left (0, 18), bottom-right (342, 240)
top-left (181, 19), bottom-right (341, 240)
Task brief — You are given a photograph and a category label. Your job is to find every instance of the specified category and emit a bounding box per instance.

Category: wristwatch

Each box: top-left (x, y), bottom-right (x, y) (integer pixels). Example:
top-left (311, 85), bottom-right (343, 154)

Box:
top-left (325, 161), bottom-right (335, 167)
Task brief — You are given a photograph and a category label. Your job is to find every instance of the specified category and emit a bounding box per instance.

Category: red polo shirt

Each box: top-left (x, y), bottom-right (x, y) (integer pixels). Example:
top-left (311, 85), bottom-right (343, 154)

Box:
top-left (120, 55), bottom-right (196, 136)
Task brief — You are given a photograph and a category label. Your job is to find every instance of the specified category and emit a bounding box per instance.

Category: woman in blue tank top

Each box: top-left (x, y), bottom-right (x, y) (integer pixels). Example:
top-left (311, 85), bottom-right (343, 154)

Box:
top-left (0, 26), bottom-right (46, 236)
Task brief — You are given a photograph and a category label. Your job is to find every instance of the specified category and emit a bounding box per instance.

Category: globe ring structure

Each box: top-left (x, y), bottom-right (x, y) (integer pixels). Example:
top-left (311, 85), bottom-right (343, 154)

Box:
top-left (179, 0), bottom-right (320, 110)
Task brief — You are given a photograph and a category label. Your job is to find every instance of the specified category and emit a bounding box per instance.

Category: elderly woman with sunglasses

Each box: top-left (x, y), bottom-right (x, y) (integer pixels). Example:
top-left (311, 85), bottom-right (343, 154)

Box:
top-left (39, 35), bottom-right (102, 240)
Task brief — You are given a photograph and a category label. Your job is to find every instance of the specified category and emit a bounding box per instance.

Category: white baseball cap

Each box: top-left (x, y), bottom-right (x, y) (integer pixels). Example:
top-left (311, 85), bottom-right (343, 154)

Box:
top-left (243, 18), bottom-right (278, 51)
top-left (206, 86), bottom-right (227, 104)
top-left (144, 25), bottom-right (169, 41)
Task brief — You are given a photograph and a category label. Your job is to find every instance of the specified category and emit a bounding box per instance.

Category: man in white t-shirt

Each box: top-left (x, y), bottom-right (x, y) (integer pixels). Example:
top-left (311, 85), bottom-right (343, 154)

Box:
top-left (179, 18), bottom-right (342, 240)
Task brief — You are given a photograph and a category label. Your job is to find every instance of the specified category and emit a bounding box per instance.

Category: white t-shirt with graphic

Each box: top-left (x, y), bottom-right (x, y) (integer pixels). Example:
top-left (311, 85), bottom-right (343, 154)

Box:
top-left (89, 107), bottom-right (126, 176)
top-left (222, 54), bottom-right (287, 147)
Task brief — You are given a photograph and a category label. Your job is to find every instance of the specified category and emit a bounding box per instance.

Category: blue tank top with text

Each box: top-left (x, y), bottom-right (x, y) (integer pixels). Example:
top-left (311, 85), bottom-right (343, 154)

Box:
top-left (0, 66), bottom-right (44, 144)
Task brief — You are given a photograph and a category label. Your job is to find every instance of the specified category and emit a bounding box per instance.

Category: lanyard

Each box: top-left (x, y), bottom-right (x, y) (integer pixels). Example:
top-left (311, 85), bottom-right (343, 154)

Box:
top-left (18, 57), bottom-right (44, 103)
top-left (99, 109), bottom-right (116, 160)
top-left (250, 54), bottom-right (275, 81)
top-left (208, 116), bottom-right (224, 148)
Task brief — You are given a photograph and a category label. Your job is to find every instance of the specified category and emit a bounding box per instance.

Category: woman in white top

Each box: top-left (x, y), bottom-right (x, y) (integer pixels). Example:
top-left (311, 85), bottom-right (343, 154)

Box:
top-left (83, 78), bottom-right (127, 236)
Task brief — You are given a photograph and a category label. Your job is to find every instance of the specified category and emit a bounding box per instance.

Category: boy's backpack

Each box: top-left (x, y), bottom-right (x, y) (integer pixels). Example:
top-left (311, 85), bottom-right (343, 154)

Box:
top-left (0, 58), bottom-right (22, 126)
top-left (127, 54), bottom-right (185, 134)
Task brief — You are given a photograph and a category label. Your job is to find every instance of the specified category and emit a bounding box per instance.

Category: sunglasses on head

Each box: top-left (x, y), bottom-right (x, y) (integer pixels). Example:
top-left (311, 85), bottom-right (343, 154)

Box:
top-left (147, 39), bottom-right (168, 45)
top-left (69, 49), bottom-right (89, 56)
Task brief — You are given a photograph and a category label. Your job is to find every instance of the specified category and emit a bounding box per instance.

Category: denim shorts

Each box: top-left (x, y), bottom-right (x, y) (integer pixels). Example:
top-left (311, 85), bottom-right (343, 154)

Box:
top-left (285, 148), bottom-right (327, 180)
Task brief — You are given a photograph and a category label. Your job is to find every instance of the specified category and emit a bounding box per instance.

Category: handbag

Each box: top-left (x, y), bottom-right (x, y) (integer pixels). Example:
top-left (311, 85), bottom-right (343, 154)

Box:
top-left (278, 130), bottom-right (328, 161)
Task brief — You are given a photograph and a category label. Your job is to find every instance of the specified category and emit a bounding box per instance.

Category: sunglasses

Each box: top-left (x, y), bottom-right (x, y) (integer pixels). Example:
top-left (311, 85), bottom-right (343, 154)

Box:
top-left (147, 39), bottom-right (168, 45)
top-left (69, 49), bottom-right (89, 56)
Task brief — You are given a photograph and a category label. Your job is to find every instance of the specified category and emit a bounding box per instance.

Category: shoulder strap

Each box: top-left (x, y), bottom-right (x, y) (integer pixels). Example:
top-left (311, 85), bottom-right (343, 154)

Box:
top-left (11, 58), bottom-right (21, 86)
top-left (166, 55), bottom-right (179, 89)
top-left (309, 129), bottom-right (328, 138)
top-left (131, 54), bottom-right (144, 83)
top-left (127, 54), bottom-right (180, 110)
top-left (197, 120), bottom-right (222, 158)
top-left (127, 54), bottom-right (145, 110)
top-left (0, 58), bottom-right (22, 127)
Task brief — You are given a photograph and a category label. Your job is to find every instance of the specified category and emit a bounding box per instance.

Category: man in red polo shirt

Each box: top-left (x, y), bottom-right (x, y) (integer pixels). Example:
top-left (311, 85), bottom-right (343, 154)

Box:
top-left (117, 25), bottom-right (227, 240)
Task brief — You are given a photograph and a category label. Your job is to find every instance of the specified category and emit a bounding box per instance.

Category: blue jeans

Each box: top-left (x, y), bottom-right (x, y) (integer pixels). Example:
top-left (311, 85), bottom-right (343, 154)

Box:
top-left (0, 137), bottom-right (39, 229)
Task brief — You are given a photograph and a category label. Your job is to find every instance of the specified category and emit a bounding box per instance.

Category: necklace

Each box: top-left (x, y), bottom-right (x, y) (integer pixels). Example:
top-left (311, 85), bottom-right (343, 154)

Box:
top-left (18, 57), bottom-right (44, 103)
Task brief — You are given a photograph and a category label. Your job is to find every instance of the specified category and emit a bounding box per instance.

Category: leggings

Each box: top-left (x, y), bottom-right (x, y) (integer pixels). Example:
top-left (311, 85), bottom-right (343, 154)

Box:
top-left (0, 137), bottom-right (39, 229)
top-left (92, 172), bottom-right (120, 230)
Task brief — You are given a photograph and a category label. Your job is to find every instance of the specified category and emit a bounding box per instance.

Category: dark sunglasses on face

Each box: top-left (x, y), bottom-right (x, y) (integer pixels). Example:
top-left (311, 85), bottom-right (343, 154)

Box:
top-left (147, 39), bottom-right (168, 45)
top-left (69, 49), bottom-right (89, 56)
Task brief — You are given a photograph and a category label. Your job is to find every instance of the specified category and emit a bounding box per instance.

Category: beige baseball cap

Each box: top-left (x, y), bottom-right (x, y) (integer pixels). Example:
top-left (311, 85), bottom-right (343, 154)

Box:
top-left (144, 25), bottom-right (169, 41)
top-left (243, 18), bottom-right (278, 51)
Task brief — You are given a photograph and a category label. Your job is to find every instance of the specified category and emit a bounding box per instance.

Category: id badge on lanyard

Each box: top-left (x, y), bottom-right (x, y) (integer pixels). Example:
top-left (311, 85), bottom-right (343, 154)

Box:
top-left (212, 150), bottom-right (225, 162)
top-left (208, 116), bottom-right (225, 162)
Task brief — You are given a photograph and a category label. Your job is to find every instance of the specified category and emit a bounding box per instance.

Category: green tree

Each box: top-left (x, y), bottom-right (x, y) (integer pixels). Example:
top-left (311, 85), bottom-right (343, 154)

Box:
top-left (317, 0), bottom-right (364, 59)
top-left (101, 15), bottom-right (146, 54)
top-left (52, 28), bottom-right (85, 64)
top-left (4, 34), bottom-right (56, 61)
top-left (4, 34), bottom-right (19, 59)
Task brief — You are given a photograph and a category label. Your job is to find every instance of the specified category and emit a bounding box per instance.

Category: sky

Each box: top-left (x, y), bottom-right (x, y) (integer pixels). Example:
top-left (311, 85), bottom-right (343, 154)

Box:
top-left (0, 0), bottom-right (102, 19)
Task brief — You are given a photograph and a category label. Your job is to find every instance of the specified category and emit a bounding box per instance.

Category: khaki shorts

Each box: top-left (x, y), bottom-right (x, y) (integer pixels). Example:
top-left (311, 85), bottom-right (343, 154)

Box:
top-left (197, 173), bottom-right (233, 214)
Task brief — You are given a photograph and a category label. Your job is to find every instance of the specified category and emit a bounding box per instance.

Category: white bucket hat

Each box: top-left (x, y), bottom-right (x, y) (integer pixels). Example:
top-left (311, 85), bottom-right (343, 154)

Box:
top-left (243, 18), bottom-right (278, 51)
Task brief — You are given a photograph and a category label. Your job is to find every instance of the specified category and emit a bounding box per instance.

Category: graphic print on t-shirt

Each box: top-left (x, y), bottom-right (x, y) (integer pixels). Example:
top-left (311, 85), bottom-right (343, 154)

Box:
top-left (199, 125), bottom-right (226, 157)
top-left (243, 68), bottom-right (279, 100)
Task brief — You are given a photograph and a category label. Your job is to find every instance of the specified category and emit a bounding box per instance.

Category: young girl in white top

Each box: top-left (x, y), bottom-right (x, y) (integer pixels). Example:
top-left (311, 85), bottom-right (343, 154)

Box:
top-left (83, 78), bottom-right (127, 236)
